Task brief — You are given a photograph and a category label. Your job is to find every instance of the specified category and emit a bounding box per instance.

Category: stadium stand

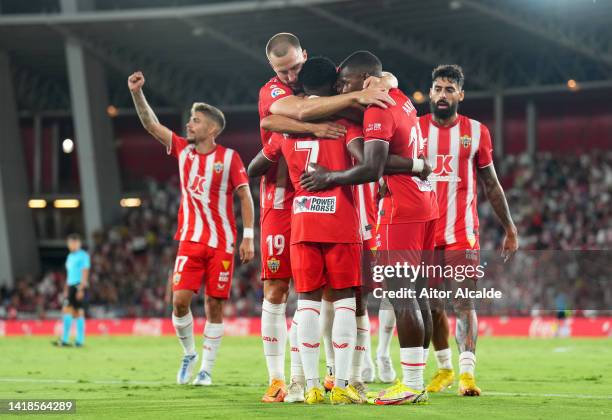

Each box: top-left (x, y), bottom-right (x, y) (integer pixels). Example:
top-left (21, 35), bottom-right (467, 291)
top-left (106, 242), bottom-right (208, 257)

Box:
top-left (3, 150), bottom-right (610, 319)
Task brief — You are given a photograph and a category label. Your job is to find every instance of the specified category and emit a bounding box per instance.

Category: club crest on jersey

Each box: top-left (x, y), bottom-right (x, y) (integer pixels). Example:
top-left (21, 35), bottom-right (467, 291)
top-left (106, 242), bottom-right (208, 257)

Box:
top-left (293, 196), bottom-right (336, 214)
top-left (267, 257), bottom-right (281, 273)
top-left (271, 87), bottom-right (286, 98)
top-left (213, 161), bottom-right (224, 173)
top-left (461, 135), bottom-right (472, 148)
top-left (172, 272), bottom-right (181, 285)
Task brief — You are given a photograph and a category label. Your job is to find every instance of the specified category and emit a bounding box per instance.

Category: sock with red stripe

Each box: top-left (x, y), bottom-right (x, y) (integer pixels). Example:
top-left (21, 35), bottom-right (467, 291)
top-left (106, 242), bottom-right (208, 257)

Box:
top-left (400, 347), bottom-right (424, 390)
top-left (297, 300), bottom-right (321, 390)
top-left (459, 351), bottom-right (476, 376)
top-left (332, 298), bottom-right (356, 389)
top-left (261, 299), bottom-right (287, 383)
top-left (201, 322), bottom-right (224, 374)
top-left (172, 311), bottom-right (195, 355)
top-left (320, 299), bottom-right (335, 376)
top-left (289, 310), bottom-right (304, 382)
top-left (350, 314), bottom-right (368, 382)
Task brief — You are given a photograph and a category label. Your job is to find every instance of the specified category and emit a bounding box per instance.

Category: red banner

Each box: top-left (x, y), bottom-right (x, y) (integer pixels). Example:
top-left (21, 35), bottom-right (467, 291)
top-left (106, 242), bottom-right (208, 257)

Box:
top-left (1, 317), bottom-right (611, 337)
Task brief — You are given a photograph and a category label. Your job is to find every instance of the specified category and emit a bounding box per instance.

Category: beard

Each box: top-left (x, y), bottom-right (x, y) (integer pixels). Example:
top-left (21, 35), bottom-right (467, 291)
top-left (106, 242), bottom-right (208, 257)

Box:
top-left (431, 99), bottom-right (458, 120)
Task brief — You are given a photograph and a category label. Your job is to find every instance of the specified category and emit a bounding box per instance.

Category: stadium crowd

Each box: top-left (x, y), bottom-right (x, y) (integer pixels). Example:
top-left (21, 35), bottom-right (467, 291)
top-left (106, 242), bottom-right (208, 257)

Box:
top-left (1, 150), bottom-right (611, 319)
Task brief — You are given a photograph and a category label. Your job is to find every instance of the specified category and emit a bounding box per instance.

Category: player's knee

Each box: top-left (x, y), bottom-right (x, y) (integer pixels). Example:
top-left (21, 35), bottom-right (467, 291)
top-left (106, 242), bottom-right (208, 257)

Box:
top-left (205, 296), bottom-right (224, 323)
top-left (356, 294), bottom-right (368, 316)
top-left (173, 296), bottom-right (190, 316)
top-left (263, 279), bottom-right (289, 304)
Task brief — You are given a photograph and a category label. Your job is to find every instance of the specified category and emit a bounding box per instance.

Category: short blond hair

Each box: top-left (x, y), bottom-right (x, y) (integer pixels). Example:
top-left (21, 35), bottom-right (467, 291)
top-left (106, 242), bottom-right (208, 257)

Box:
top-left (191, 102), bottom-right (226, 136)
top-left (266, 32), bottom-right (301, 59)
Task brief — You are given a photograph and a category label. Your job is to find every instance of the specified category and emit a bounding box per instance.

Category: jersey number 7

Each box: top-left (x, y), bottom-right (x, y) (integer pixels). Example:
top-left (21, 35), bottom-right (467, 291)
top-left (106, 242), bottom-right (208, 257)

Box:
top-left (295, 140), bottom-right (319, 173)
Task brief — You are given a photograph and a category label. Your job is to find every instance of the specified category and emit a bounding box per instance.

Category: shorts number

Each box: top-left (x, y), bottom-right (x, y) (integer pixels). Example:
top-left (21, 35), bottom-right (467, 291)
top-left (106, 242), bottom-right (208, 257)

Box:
top-left (266, 234), bottom-right (285, 256)
top-left (295, 140), bottom-right (320, 173)
top-left (174, 256), bottom-right (188, 273)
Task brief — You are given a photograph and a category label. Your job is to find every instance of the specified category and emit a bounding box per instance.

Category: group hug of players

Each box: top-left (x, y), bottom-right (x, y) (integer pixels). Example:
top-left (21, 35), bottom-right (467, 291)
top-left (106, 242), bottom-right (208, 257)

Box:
top-left (128, 31), bottom-right (518, 406)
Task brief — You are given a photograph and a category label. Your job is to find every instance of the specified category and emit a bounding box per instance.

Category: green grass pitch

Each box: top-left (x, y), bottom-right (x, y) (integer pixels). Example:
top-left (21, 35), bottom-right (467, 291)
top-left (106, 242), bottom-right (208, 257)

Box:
top-left (1, 336), bottom-right (610, 419)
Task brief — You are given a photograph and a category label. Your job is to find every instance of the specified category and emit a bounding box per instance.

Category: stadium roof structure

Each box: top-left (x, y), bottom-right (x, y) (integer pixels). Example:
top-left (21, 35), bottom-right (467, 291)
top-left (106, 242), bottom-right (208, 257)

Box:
top-left (2, 0), bottom-right (612, 113)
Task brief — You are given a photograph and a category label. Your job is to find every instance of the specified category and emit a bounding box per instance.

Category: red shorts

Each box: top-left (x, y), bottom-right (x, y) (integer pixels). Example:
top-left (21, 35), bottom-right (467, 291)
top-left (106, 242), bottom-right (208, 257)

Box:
top-left (430, 239), bottom-right (481, 287)
top-left (260, 208), bottom-right (292, 280)
top-left (375, 220), bottom-right (437, 266)
top-left (290, 242), bottom-right (362, 293)
top-left (172, 241), bottom-right (235, 299)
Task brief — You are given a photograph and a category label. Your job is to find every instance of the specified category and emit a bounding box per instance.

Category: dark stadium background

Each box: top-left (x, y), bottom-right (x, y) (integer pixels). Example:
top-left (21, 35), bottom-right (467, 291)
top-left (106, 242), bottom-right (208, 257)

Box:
top-left (0, 0), bottom-right (610, 322)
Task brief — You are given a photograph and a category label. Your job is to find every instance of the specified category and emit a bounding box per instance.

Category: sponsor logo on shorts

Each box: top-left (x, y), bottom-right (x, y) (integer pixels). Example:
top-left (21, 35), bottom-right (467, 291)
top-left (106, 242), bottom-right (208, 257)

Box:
top-left (263, 336), bottom-right (278, 342)
top-left (172, 273), bottom-right (181, 285)
top-left (219, 271), bottom-right (230, 284)
top-left (466, 249), bottom-right (479, 261)
top-left (222, 260), bottom-right (231, 270)
top-left (293, 196), bottom-right (336, 214)
top-left (271, 87), bottom-right (286, 98)
top-left (467, 235), bottom-right (477, 249)
top-left (267, 257), bottom-right (281, 273)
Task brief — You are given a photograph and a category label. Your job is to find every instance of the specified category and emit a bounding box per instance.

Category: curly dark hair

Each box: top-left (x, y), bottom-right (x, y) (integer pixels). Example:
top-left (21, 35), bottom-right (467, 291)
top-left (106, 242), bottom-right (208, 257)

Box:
top-left (432, 64), bottom-right (465, 88)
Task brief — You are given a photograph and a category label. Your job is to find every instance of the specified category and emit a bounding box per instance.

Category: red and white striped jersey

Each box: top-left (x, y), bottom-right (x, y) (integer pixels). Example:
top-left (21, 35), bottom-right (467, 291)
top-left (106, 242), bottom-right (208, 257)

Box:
top-left (355, 182), bottom-right (378, 245)
top-left (419, 113), bottom-right (494, 247)
top-left (258, 77), bottom-right (295, 210)
top-left (168, 133), bottom-right (249, 253)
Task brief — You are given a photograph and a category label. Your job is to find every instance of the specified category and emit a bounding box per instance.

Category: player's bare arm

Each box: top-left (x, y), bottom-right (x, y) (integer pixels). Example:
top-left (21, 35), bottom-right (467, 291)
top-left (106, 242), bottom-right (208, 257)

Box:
top-left (478, 164), bottom-right (519, 261)
top-left (347, 137), bottom-right (364, 163)
top-left (260, 115), bottom-right (346, 139)
top-left (247, 150), bottom-right (274, 178)
top-left (235, 185), bottom-right (255, 264)
top-left (128, 71), bottom-right (172, 148)
top-left (269, 88), bottom-right (395, 121)
top-left (384, 154), bottom-right (433, 180)
top-left (300, 141), bottom-right (388, 191)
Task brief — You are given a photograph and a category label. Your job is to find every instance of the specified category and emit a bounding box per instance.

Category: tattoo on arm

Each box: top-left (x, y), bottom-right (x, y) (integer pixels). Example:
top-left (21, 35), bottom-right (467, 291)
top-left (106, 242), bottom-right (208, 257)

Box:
top-left (478, 165), bottom-right (515, 232)
top-left (131, 90), bottom-right (159, 130)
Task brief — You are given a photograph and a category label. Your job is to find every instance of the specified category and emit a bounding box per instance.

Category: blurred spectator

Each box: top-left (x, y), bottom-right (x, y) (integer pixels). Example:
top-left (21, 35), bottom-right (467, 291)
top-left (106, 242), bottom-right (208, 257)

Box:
top-left (2, 151), bottom-right (610, 318)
